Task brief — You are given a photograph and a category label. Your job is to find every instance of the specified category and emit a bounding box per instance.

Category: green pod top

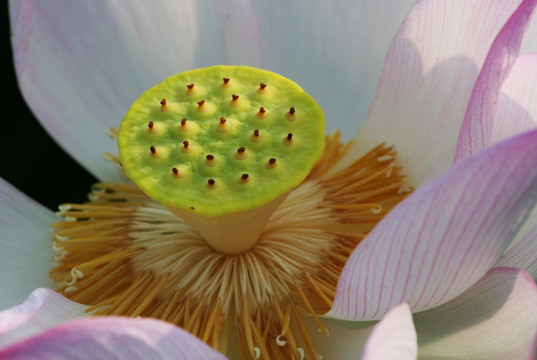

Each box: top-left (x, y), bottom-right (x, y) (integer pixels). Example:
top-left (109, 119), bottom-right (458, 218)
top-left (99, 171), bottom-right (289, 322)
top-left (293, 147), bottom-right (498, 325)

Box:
top-left (118, 65), bottom-right (325, 217)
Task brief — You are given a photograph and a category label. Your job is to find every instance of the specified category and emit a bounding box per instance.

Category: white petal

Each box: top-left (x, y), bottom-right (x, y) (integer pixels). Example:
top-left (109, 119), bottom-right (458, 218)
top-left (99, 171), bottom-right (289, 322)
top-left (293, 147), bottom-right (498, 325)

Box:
top-left (362, 303), bottom-right (417, 360)
top-left (302, 316), bottom-right (374, 360)
top-left (251, 0), bottom-right (416, 136)
top-left (0, 178), bottom-right (56, 310)
top-left (10, 0), bottom-right (416, 183)
top-left (496, 225), bottom-right (537, 279)
top-left (522, 8), bottom-right (537, 52)
top-left (414, 267), bottom-right (537, 359)
top-left (9, 0), bottom-right (201, 181)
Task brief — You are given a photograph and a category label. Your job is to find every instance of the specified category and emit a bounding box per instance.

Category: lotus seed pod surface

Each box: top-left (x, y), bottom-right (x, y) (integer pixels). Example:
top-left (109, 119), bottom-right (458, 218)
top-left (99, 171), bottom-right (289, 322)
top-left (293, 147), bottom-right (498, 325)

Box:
top-left (118, 66), bottom-right (325, 216)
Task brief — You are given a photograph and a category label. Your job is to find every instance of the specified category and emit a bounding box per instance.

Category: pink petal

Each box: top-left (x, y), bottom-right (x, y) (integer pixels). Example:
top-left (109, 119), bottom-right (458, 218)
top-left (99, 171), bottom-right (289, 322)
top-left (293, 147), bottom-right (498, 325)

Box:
top-left (0, 288), bottom-right (87, 348)
top-left (454, 0), bottom-right (537, 163)
top-left (490, 53), bottom-right (537, 145)
top-left (8, 0), bottom-right (262, 181)
top-left (414, 267), bottom-right (537, 359)
top-left (336, 0), bottom-right (537, 186)
top-left (488, 53), bottom-right (537, 253)
top-left (0, 178), bottom-right (56, 310)
top-left (362, 303), bottom-right (417, 360)
top-left (327, 129), bottom-right (537, 321)
top-left (496, 225), bottom-right (537, 279)
top-left (0, 317), bottom-right (228, 360)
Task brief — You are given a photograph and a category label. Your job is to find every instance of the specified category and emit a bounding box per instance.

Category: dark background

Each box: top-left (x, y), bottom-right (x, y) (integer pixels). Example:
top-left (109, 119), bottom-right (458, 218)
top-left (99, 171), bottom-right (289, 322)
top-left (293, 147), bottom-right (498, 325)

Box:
top-left (3, 6), bottom-right (96, 211)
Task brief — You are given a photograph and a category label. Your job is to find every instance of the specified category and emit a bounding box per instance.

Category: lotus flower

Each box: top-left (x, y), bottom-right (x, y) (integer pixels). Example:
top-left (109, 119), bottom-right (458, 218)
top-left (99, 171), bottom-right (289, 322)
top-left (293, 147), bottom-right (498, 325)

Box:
top-left (3, 0), bottom-right (537, 359)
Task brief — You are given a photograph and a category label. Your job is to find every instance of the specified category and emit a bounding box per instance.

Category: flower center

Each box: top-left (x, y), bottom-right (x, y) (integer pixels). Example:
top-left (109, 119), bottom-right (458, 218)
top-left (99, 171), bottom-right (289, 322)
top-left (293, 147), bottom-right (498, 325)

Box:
top-left (50, 66), bottom-right (412, 359)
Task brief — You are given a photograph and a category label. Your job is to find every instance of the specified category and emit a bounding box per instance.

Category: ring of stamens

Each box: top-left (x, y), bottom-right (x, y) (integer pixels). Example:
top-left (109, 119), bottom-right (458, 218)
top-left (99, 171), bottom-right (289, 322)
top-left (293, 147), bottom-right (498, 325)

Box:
top-left (52, 131), bottom-right (411, 359)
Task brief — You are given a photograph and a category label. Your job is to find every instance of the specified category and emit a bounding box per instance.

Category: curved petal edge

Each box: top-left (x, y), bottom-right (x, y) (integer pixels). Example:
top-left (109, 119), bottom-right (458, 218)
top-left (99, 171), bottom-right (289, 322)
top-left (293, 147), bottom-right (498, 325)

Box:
top-left (327, 129), bottom-right (537, 321)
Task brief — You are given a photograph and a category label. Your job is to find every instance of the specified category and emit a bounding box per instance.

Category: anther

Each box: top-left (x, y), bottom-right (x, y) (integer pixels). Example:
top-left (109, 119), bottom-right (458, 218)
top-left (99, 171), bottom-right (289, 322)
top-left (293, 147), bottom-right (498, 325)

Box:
top-left (196, 100), bottom-right (207, 113)
top-left (266, 157), bottom-right (277, 169)
top-left (250, 129), bottom-right (262, 143)
top-left (239, 173), bottom-right (250, 184)
top-left (286, 106), bottom-right (296, 121)
top-left (276, 335), bottom-right (287, 346)
top-left (149, 146), bottom-right (160, 158)
top-left (160, 99), bottom-right (168, 111)
top-left (205, 154), bottom-right (216, 167)
top-left (186, 83), bottom-right (196, 95)
top-left (230, 94), bottom-right (240, 107)
top-left (235, 146), bottom-right (247, 160)
top-left (283, 133), bottom-right (294, 146)
top-left (181, 140), bottom-right (193, 153)
top-left (256, 106), bottom-right (266, 118)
